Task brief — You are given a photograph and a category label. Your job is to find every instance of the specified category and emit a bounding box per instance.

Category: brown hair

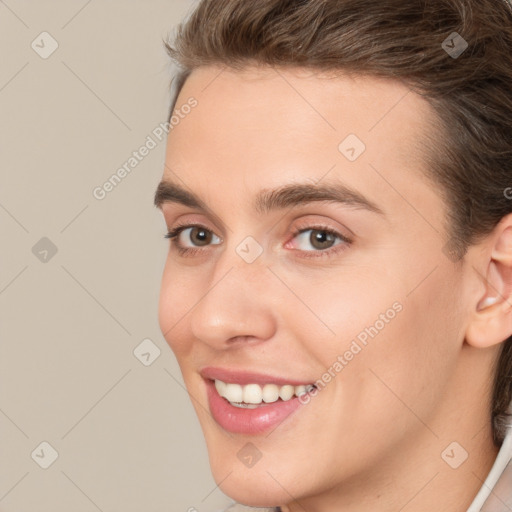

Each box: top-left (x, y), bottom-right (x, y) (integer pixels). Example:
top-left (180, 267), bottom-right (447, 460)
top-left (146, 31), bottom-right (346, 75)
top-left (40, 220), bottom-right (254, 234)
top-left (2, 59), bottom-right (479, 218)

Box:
top-left (164, 0), bottom-right (512, 446)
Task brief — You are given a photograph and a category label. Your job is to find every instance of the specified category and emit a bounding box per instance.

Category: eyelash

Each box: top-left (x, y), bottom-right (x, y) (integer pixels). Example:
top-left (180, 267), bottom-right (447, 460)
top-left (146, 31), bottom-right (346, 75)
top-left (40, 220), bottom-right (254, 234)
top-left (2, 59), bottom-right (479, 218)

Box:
top-left (164, 222), bottom-right (352, 259)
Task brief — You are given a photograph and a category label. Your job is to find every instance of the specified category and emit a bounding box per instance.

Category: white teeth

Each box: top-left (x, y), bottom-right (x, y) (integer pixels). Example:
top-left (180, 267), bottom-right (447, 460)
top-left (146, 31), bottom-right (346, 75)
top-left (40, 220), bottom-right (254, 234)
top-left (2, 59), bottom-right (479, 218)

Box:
top-left (279, 385), bottom-right (295, 401)
top-left (262, 384), bottom-right (280, 403)
top-left (214, 379), bottom-right (226, 396)
top-left (231, 402), bottom-right (259, 409)
top-left (243, 384), bottom-right (262, 404)
top-left (214, 379), bottom-right (315, 406)
top-left (224, 383), bottom-right (243, 403)
top-left (295, 385), bottom-right (307, 397)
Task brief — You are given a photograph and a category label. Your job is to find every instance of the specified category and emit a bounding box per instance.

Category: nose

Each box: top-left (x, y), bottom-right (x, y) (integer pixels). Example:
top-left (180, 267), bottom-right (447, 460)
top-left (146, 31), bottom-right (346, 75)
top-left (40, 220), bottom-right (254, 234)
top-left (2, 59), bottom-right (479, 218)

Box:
top-left (189, 258), bottom-right (278, 349)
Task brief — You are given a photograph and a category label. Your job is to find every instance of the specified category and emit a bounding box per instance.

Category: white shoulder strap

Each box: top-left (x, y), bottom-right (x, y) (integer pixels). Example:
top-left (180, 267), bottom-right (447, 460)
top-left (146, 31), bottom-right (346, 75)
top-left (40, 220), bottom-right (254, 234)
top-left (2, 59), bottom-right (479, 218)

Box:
top-left (467, 415), bottom-right (512, 511)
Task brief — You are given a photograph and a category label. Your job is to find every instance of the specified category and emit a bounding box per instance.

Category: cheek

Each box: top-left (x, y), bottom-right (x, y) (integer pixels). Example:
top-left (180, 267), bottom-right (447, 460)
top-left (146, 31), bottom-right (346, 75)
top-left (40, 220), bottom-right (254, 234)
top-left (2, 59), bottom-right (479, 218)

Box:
top-left (295, 263), bottom-right (463, 426)
top-left (285, 266), bottom-right (406, 368)
top-left (157, 259), bottom-right (196, 357)
top-left (334, 268), bottom-right (463, 437)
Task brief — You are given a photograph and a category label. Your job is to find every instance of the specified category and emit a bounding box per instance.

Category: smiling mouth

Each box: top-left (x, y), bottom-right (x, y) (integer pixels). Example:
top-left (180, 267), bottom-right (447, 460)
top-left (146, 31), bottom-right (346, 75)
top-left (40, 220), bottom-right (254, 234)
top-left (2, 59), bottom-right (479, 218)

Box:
top-left (214, 379), bottom-right (317, 408)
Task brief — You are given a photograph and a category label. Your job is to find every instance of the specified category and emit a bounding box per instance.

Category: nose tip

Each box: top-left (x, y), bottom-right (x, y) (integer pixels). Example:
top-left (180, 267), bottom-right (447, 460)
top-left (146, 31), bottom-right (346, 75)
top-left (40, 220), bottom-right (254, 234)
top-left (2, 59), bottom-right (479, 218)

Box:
top-left (189, 265), bottom-right (277, 349)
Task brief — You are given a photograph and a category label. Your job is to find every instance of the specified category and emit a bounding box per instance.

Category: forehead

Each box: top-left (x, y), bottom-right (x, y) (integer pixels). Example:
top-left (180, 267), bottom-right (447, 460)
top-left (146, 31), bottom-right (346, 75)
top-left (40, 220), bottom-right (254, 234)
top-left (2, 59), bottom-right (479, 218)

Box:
top-left (162, 65), bottom-right (443, 230)
top-left (172, 64), bottom-right (432, 136)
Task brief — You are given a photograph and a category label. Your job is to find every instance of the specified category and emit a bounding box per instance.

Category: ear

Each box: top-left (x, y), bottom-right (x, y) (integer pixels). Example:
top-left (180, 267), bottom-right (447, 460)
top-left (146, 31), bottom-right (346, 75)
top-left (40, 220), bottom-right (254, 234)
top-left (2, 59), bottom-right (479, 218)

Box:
top-left (465, 214), bottom-right (512, 349)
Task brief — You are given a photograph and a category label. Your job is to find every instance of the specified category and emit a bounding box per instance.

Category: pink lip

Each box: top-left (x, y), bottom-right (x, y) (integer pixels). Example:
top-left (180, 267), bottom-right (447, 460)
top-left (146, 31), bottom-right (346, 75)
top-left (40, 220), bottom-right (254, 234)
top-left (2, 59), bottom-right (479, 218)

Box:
top-left (200, 366), bottom-right (314, 386)
top-left (200, 367), bottom-right (316, 435)
top-left (205, 379), bottom-right (307, 434)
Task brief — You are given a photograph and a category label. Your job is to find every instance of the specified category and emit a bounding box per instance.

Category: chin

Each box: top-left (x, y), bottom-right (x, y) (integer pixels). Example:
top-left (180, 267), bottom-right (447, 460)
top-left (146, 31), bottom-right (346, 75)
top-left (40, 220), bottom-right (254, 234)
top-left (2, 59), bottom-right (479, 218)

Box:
top-left (216, 475), bottom-right (288, 509)
top-left (206, 446), bottom-right (296, 509)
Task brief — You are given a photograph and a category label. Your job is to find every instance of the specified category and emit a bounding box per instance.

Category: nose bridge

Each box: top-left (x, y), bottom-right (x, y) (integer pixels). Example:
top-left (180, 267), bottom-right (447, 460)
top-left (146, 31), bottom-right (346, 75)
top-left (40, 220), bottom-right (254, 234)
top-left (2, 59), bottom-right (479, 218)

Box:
top-left (213, 226), bottom-right (271, 293)
top-left (211, 238), bottom-right (274, 308)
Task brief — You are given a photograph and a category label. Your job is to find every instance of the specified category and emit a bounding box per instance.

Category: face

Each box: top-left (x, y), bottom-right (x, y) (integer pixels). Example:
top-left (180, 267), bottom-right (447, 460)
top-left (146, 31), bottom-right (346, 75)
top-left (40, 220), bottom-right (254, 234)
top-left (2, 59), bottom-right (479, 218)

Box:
top-left (155, 65), bottom-right (473, 507)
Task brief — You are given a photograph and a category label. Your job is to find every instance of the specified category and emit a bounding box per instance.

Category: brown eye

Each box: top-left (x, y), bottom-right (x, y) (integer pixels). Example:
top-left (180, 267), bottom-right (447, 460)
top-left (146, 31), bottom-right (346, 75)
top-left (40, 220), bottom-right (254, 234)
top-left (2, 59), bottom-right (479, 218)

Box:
top-left (309, 229), bottom-right (336, 250)
top-left (286, 224), bottom-right (352, 259)
top-left (189, 226), bottom-right (212, 246)
top-left (165, 224), bottom-right (222, 252)
top-left (293, 228), bottom-right (341, 251)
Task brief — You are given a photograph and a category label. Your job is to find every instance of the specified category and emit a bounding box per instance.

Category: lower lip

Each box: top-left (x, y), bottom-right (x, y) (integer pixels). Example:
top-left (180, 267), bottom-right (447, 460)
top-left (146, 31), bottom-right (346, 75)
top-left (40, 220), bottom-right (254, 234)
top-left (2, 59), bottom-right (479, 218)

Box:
top-left (205, 379), bottom-right (308, 435)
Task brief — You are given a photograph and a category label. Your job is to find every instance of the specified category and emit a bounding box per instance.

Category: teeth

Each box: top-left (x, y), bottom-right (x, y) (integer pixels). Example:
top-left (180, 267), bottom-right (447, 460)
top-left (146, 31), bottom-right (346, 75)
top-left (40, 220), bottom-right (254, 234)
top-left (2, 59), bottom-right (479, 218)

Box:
top-left (279, 384), bottom-right (295, 401)
top-left (214, 379), bottom-right (316, 406)
top-left (243, 384), bottom-right (262, 404)
top-left (225, 383), bottom-right (243, 402)
top-left (214, 379), bottom-right (226, 396)
top-left (231, 402), bottom-right (260, 409)
top-left (295, 385), bottom-right (307, 396)
top-left (262, 384), bottom-right (280, 403)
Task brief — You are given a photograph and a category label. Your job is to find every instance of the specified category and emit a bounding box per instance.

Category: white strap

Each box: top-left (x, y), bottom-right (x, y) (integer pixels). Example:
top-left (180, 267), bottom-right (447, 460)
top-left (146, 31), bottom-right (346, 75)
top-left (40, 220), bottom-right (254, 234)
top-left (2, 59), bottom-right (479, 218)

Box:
top-left (466, 424), bottom-right (512, 511)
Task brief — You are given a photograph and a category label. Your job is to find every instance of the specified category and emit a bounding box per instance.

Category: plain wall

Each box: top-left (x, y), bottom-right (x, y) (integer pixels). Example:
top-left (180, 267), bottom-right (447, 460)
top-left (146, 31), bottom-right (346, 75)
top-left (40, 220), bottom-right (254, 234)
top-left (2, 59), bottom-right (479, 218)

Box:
top-left (0, 1), bottom-right (232, 510)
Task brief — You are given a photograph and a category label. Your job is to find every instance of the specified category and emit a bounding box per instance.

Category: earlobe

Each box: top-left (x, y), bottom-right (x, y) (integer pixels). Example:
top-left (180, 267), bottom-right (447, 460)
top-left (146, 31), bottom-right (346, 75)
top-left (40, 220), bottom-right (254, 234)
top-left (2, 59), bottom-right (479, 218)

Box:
top-left (465, 220), bottom-right (512, 349)
top-left (466, 299), bottom-right (510, 349)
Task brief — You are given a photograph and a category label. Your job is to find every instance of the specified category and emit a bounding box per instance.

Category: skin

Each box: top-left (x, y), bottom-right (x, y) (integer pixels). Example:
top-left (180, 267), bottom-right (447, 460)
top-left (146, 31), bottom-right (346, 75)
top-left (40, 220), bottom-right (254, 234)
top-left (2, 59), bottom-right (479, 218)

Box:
top-left (155, 65), bottom-right (512, 511)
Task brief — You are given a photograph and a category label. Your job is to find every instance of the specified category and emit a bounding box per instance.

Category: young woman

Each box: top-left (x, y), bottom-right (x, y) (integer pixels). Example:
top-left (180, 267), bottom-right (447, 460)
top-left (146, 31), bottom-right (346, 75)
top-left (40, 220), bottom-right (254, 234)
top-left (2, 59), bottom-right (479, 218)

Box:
top-left (154, 1), bottom-right (512, 510)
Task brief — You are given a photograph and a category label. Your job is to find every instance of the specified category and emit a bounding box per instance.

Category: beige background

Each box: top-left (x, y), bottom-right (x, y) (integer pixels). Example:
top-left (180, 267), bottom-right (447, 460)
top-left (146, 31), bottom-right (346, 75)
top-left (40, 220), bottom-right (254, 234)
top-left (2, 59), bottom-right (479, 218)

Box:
top-left (0, 1), bottom-right (232, 510)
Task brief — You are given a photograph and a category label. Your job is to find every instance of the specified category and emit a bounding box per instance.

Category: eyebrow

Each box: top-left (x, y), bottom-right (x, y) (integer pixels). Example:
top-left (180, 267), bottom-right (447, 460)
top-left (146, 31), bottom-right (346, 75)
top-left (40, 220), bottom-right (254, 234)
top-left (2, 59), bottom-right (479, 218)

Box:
top-left (153, 179), bottom-right (385, 217)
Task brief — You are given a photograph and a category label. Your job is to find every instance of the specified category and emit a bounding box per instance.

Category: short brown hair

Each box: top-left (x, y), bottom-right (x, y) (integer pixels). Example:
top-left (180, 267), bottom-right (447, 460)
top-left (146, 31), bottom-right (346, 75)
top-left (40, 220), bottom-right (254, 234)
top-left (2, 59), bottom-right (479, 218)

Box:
top-left (164, 0), bottom-right (512, 446)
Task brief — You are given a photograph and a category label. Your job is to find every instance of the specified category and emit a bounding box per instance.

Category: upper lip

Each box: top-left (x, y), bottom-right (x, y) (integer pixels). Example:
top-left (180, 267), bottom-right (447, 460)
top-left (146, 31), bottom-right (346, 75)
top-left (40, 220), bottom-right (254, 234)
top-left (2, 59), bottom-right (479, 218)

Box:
top-left (200, 366), bottom-right (314, 387)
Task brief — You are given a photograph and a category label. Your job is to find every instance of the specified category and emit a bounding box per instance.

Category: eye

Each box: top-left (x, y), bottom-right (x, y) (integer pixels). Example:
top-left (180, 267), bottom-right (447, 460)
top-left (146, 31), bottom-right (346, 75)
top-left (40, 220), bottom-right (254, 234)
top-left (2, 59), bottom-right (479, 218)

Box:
top-left (164, 223), bottom-right (352, 259)
top-left (165, 224), bottom-right (222, 253)
top-left (286, 225), bottom-right (351, 258)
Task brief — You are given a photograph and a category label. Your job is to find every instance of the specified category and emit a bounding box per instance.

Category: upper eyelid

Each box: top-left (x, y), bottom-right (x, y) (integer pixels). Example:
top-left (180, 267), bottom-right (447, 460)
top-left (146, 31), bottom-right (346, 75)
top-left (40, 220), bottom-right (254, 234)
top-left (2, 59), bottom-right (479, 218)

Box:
top-left (160, 202), bottom-right (362, 239)
top-left (167, 224), bottom-right (351, 262)
top-left (168, 223), bottom-right (223, 239)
